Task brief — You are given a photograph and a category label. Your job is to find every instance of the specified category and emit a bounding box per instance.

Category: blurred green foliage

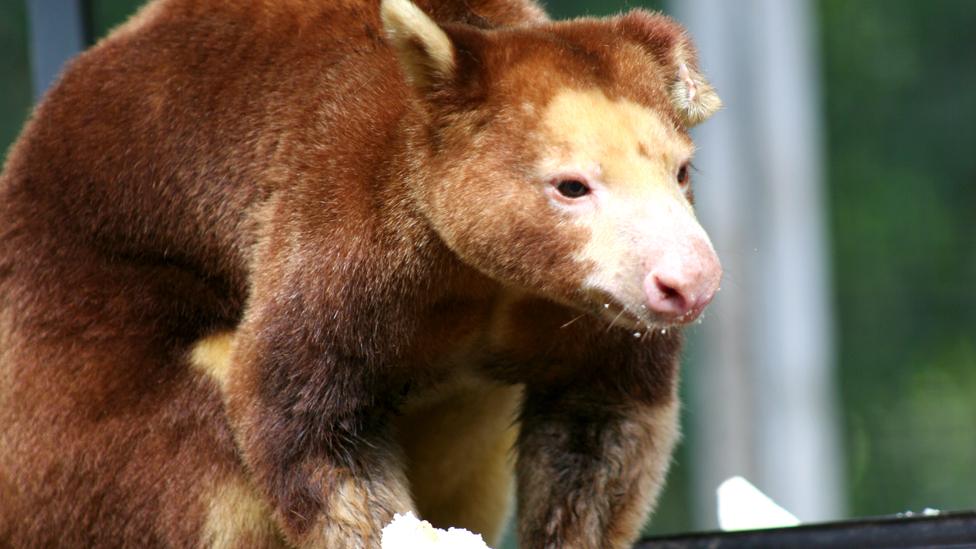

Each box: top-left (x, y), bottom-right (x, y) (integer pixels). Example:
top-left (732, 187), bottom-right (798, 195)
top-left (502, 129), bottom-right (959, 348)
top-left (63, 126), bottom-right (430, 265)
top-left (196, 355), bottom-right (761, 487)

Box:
top-left (0, 0), bottom-right (29, 159)
top-left (818, 0), bottom-right (976, 517)
top-left (545, 0), bottom-right (663, 20)
top-left (90, 0), bottom-right (145, 40)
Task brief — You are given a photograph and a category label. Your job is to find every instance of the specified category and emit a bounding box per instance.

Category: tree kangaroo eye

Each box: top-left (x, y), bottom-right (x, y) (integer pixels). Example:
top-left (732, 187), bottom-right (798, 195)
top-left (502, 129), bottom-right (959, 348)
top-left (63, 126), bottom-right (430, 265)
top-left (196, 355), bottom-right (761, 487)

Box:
top-left (677, 164), bottom-right (690, 187)
top-left (556, 179), bottom-right (590, 198)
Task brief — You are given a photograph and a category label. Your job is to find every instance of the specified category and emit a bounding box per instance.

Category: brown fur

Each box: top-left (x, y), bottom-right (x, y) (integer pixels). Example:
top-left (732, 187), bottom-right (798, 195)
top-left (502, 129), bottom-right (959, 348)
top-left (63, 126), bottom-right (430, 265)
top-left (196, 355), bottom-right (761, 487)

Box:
top-left (0, 0), bottom-right (717, 547)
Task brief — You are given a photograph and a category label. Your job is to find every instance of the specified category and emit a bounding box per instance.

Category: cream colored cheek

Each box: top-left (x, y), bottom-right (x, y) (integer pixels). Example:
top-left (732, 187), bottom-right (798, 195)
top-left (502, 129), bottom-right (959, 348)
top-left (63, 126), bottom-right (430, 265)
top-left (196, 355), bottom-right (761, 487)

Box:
top-left (575, 188), bottom-right (702, 292)
top-left (574, 198), bottom-right (640, 289)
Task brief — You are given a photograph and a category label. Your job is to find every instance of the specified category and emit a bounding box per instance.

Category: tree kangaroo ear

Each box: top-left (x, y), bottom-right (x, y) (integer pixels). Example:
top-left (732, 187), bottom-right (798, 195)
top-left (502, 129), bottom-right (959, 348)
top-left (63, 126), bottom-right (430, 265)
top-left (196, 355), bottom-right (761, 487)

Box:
top-left (381, 0), bottom-right (456, 90)
top-left (617, 10), bottom-right (722, 127)
top-left (671, 60), bottom-right (721, 127)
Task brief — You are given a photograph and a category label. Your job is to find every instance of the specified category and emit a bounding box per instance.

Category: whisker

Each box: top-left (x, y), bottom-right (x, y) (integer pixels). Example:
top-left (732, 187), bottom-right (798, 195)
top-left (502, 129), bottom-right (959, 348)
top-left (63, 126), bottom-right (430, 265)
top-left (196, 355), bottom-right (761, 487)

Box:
top-left (606, 307), bottom-right (626, 332)
top-left (560, 313), bottom-right (586, 329)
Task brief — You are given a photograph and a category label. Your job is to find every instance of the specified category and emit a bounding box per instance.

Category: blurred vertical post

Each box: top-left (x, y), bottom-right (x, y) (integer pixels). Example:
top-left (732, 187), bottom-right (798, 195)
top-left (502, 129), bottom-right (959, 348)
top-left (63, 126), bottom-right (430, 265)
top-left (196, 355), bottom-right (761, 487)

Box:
top-left (26, 0), bottom-right (89, 99)
top-left (669, 0), bottom-right (845, 527)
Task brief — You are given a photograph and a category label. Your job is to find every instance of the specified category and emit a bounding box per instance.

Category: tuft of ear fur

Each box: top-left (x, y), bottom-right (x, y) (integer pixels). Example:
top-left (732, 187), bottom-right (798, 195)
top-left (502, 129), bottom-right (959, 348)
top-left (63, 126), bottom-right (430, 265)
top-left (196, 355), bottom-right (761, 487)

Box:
top-left (671, 61), bottom-right (721, 126)
top-left (381, 0), bottom-right (456, 89)
top-left (617, 10), bottom-right (721, 127)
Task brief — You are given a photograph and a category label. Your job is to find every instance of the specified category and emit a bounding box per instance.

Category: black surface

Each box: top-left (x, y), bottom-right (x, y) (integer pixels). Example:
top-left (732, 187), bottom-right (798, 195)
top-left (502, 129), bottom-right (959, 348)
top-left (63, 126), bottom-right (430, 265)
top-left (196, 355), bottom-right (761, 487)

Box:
top-left (638, 511), bottom-right (976, 548)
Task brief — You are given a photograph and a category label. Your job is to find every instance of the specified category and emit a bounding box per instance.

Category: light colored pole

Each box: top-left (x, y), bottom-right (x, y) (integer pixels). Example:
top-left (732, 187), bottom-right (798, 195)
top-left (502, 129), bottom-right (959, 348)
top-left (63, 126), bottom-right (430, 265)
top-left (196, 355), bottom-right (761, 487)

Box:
top-left (26, 0), bottom-right (89, 99)
top-left (668, 0), bottom-right (845, 528)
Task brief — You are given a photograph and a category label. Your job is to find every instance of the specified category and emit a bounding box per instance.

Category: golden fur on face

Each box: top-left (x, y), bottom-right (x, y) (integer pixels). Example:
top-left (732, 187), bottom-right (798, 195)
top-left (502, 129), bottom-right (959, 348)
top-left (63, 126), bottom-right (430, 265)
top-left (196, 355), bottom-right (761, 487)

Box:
top-left (533, 87), bottom-right (716, 329)
top-left (417, 81), bottom-right (717, 330)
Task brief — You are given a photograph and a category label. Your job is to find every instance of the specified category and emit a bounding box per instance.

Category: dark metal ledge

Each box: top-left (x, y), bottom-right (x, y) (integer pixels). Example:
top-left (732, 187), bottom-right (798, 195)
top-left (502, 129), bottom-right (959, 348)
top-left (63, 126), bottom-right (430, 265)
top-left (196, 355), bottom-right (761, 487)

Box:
top-left (638, 511), bottom-right (976, 548)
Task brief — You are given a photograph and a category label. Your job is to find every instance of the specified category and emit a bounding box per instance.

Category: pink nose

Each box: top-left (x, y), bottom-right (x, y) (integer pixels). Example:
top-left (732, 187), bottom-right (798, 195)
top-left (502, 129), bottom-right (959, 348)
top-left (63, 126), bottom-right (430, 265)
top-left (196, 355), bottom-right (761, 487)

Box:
top-left (643, 247), bottom-right (722, 323)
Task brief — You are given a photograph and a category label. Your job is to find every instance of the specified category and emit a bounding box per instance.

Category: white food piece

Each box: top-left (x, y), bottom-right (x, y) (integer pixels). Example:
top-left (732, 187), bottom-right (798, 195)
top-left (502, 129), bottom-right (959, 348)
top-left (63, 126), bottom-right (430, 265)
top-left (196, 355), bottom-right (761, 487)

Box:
top-left (381, 512), bottom-right (492, 549)
top-left (717, 476), bottom-right (801, 531)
